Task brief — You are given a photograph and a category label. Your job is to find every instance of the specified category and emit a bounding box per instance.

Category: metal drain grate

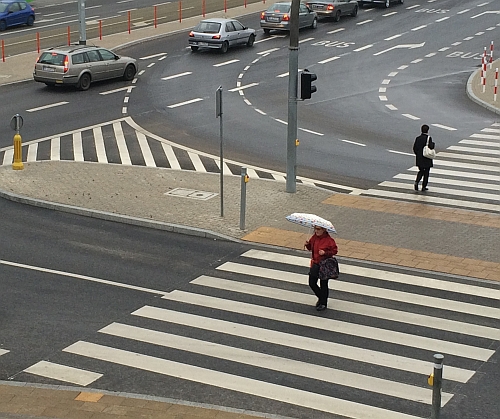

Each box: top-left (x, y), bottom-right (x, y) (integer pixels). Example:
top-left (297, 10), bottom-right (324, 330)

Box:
top-left (164, 188), bottom-right (218, 201)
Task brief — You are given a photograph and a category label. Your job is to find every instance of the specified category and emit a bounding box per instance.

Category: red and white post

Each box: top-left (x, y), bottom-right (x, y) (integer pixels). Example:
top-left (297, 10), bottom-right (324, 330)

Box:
top-left (494, 68), bottom-right (498, 102)
top-left (490, 41), bottom-right (494, 68)
top-left (482, 56), bottom-right (487, 93)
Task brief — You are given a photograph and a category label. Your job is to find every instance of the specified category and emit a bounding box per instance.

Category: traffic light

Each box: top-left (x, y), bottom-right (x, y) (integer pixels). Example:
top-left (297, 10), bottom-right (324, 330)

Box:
top-left (300, 69), bottom-right (317, 100)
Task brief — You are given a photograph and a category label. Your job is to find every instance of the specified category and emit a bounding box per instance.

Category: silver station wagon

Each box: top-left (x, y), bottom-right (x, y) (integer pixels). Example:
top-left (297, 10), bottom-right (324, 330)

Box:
top-left (33, 45), bottom-right (138, 91)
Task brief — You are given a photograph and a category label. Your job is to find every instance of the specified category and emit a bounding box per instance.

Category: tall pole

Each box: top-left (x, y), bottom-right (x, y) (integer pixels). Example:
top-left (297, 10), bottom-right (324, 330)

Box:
top-left (78, 0), bottom-right (86, 45)
top-left (286, 0), bottom-right (300, 193)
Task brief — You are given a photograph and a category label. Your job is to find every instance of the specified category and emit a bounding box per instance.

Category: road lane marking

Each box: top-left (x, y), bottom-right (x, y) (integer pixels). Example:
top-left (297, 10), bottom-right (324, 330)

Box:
top-left (167, 98), bottom-right (203, 108)
top-left (327, 28), bottom-right (345, 34)
top-left (24, 361), bottom-right (102, 386)
top-left (213, 59), bottom-right (240, 67)
top-left (26, 102), bottom-right (69, 112)
top-left (432, 123), bottom-right (457, 131)
top-left (353, 45), bottom-right (373, 52)
top-left (100, 86), bottom-right (135, 95)
top-left (0, 259), bottom-right (168, 295)
top-left (299, 128), bottom-right (323, 136)
top-left (161, 71), bottom-right (192, 80)
top-left (341, 139), bottom-right (366, 147)
top-left (318, 56), bottom-right (340, 64)
top-left (402, 114), bottom-right (420, 120)
top-left (258, 48), bottom-right (280, 55)
top-left (356, 19), bottom-right (372, 26)
top-left (228, 83), bottom-right (259, 92)
top-left (139, 52), bottom-right (167, 60)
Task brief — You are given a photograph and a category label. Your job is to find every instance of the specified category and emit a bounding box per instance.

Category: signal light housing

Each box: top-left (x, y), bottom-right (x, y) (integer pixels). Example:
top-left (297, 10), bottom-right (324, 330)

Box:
top-left (300, 69), bottom-right (317, 100)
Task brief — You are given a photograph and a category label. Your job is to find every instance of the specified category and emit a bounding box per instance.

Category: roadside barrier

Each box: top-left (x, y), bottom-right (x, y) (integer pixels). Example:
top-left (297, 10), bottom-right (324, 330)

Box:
top-left (0, 0), bottom-right (266, 60)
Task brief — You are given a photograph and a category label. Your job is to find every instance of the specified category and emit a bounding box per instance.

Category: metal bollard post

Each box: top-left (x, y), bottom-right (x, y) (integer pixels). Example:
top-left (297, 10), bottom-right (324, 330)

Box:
top-left (240, 167), bottom-right (249, 230)
top-left (431, 353), bottom-right (444, 419)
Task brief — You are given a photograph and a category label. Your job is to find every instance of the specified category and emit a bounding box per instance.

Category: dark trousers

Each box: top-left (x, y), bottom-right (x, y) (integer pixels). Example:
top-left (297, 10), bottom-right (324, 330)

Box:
top-left (415, 167), bottom-right (430, 188)
top-left (308, 263), bottom-right (329, 306)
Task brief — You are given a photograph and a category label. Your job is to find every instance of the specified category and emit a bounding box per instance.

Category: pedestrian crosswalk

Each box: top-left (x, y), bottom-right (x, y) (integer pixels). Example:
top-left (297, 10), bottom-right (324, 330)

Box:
top-left (21, 249), bottom-right (500, 419)
top-left (360, 123), bottom-right (500, 213)
top-left (0, 116), bottom-right (354, 194)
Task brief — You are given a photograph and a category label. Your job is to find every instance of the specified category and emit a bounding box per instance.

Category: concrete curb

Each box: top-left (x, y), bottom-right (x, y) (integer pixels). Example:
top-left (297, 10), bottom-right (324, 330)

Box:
top-left (466, 65), bottom-right (500, 115)
top-left (0, 188), bottom-right (239, 243)
top-left (0, 381), bottom-right (296, 419)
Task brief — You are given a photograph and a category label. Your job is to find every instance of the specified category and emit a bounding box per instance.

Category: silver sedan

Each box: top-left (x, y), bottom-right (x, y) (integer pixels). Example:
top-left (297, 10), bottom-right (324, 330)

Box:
top-left (305, 0), bottom-right (359, 21)
top-left (188, 18), bottom-right (256, 53)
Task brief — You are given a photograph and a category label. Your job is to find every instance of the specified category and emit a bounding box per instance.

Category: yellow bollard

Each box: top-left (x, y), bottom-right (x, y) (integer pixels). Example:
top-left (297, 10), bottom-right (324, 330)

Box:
top-left (12, 133), bottom-right (24, 170)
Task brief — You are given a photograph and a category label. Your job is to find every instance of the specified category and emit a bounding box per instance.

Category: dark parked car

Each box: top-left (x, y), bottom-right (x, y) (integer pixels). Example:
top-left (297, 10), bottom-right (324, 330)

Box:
top-left (0, 0), bottom-right (35, 31)
top-left (306, 0), bottom-right (358, 21)
top-left (261, 2), bottom-right (317, 35)
top-left (358, 0), bottom-right (404, 8)
top-left (188, 18), bottom-right (256, 53)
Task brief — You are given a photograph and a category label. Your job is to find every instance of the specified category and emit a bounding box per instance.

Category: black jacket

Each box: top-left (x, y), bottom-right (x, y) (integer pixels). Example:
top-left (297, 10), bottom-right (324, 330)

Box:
top-left (413, 133), bottom-right (435, 169)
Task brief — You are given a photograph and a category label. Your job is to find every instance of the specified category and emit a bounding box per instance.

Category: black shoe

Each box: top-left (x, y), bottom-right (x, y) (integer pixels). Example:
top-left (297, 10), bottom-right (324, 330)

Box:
top-left (316, 304), bottom-right (327, 311)
top-left (422, 187), bottom-right (429, 191)
top-left (315, 299), bottom-right (321, 308)
top-left (414, 182), bottom-right (419, 191)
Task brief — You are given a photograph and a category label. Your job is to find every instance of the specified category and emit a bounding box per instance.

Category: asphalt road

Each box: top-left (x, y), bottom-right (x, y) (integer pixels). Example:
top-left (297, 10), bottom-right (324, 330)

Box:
top-left (0, 199), bottom-right (498, 419)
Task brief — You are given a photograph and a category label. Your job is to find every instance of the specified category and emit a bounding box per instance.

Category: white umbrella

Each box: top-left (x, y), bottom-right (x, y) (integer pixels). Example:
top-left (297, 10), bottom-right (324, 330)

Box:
top-left (285, 213), bottom-right (336, 234)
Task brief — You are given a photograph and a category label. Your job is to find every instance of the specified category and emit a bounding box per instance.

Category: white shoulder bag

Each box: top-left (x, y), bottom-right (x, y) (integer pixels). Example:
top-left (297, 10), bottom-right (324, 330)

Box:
top-left (423, 136), bottom-right (436, 159)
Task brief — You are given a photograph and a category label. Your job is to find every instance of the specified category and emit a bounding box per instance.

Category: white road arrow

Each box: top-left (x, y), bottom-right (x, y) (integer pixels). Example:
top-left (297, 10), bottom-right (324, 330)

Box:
top-left (471, 10), bottom-right (500, 19)
top-left (373, 42), bottom-right (425, 56)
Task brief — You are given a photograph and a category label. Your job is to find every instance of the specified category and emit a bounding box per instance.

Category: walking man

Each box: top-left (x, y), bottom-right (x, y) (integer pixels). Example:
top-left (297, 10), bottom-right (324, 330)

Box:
top-left (413, 124), bottom-right (435, 192)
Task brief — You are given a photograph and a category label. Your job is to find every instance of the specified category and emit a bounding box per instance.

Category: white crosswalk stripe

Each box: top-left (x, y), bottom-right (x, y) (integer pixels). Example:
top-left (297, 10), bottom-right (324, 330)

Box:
top-left (23, 249), bottom-right (498, 419)
top-left (361, 122), bottom-right (500, 213)
top-left (0, 117), bottom-right (356, 194)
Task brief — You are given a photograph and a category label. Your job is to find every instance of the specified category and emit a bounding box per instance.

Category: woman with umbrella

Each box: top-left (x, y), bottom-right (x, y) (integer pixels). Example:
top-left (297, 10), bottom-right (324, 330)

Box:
top-left (304, 224), bottom-right (338, 311)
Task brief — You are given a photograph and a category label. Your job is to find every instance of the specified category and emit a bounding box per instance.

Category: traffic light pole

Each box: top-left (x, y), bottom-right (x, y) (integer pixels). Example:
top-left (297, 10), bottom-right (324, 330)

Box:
top-left (286, 0), bottom-right (300, 193)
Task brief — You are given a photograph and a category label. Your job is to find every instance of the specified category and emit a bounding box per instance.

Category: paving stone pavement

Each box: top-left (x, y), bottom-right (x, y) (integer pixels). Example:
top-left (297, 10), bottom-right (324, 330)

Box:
top-left (0, 2), bottom-right (499, 418)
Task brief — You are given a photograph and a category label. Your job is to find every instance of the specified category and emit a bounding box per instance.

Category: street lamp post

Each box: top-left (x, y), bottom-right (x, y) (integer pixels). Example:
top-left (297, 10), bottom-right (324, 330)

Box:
top-left (286, 0), bottom-right (300, 193)
top-left (78, 0), bottom-right (86, 45)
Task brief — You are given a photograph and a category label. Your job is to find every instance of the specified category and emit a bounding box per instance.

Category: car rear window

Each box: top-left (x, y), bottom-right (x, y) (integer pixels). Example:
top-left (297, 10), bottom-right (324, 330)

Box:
top-left (38, 52), bottom-right (66, 66)
top-left (268, 4), bottom-right (291, 13)
top-left (194, 22), bottom-right (221, 33)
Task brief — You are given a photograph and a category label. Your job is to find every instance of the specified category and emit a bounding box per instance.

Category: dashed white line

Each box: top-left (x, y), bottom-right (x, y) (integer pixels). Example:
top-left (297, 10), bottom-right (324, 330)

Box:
top-left (255, 109), bottom-right (266, 115)
top-left (356, 20), bottom-right (372, 26)
top-left (388, 72), bottom-right (398, 77)
top-left (214, 59), bottom-right (240, 67)
top-left (463, 36), bottom-right (474, 41)
top-left (161, 72), bottom-right (192, 80)
top-left (147, 63), bottom-right (155, 68)
top-left (432, 124), bottom-right (457, 131)
top-left (327, 28), bottom-right (345, 34)
top-left (388, 150), bottom-right (413, 156)
top-left (438, 47), bottom-right (450, 52)
top-left (299, 37), bottom-right (315, 44)
top-left (451, 42), bottom-right (462, 46)
top-left (411, 58), bottom-right (423, 64)
top-left (140, 52), bottom-right (167, 60)
top-left (411, 25), bottom-right (427, 31)
top-left (258, 48), bottom-right (280, 55)
top-left (385, 34), bottom-right (402, 41)
top-left (381, 79), bottom-right (391, 85)
top-left (402, 114), bottom-right (420, 120)
top-left (341, 139), bottom-right (366, 147)
top-left (379, 96), bottom-right (388, 101)
top-left (99, 86), bottom-right (135, 95)
top-left (457, 9), bottom-right (470, 14)
top-left (425, 53), bottom-right (437, 57)
top-left (167, 98), bottom-right (203, 108)
top-left (353, 45), bottom-right (373, 52)
top-left (274, 118), bottom-right (287, 125)
top-left (318, 56), bottom-right (340, 64)
top-left (385, 104), bottom-right (398, 110)
top-left (382, 12), bottom-right (397, 17)
top-left (299, 128), bottom-right (323, 136)
top-left (398, 65), bottom-right (409, 69)
top-left (406, 5), bottom-right (420, 10)
top-left (26, 101), bottom-right (69, 112)
top-left (475, 32), bottom-right (485, 36)
top-left (228, 83), bottom-right (259, 92)
top-left (379, 87), bottom-right (387, 93)
top-left (435, 17), bottom-right (449, 22)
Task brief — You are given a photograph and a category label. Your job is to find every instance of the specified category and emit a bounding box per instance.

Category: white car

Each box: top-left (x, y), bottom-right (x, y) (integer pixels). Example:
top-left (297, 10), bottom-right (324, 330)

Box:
top-left (188, 18), bottom-right (256, 53)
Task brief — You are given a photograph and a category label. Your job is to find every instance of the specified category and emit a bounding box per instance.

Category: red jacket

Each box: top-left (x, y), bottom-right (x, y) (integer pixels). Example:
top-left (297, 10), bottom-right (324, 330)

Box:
top-left (305, 232), bottom-right (338, 265)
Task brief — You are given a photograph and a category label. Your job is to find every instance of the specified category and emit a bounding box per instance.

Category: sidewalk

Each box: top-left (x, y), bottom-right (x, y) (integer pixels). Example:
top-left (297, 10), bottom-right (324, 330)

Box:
top-left (0, 4), bottom-right (499, 419)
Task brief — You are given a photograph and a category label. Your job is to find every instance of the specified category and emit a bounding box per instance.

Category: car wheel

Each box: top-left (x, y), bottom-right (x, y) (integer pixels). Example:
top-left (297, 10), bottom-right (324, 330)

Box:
top-left (190, 46), bottom-right (199, 52)
top-left (385, 0), bottom-right (390, 7)
top-left (351, 5), bottom-right (358, 17)
top-left (77, 73), bottom-right (91, 91)
top-left (0, 20), bottom-right (6, 31)
top-left (311, 17), bottom-right (317, 29)
top-left (27, 15), bottom-right (34, 26)
top-left (263, 28), bottom-right (270, 35)
top-left (220, 41), bottom-right (229, 53)
top-left (123, 64), bottom-right (136, 81)
top-left (246, 34), bottom-right (255, 47)
top-left (333, 10), bottom-right (341, 22)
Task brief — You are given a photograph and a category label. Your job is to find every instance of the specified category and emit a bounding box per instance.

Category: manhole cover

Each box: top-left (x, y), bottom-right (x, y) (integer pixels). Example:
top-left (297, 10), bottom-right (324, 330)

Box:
top-left (164, 188), bottom-right (218, 201)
